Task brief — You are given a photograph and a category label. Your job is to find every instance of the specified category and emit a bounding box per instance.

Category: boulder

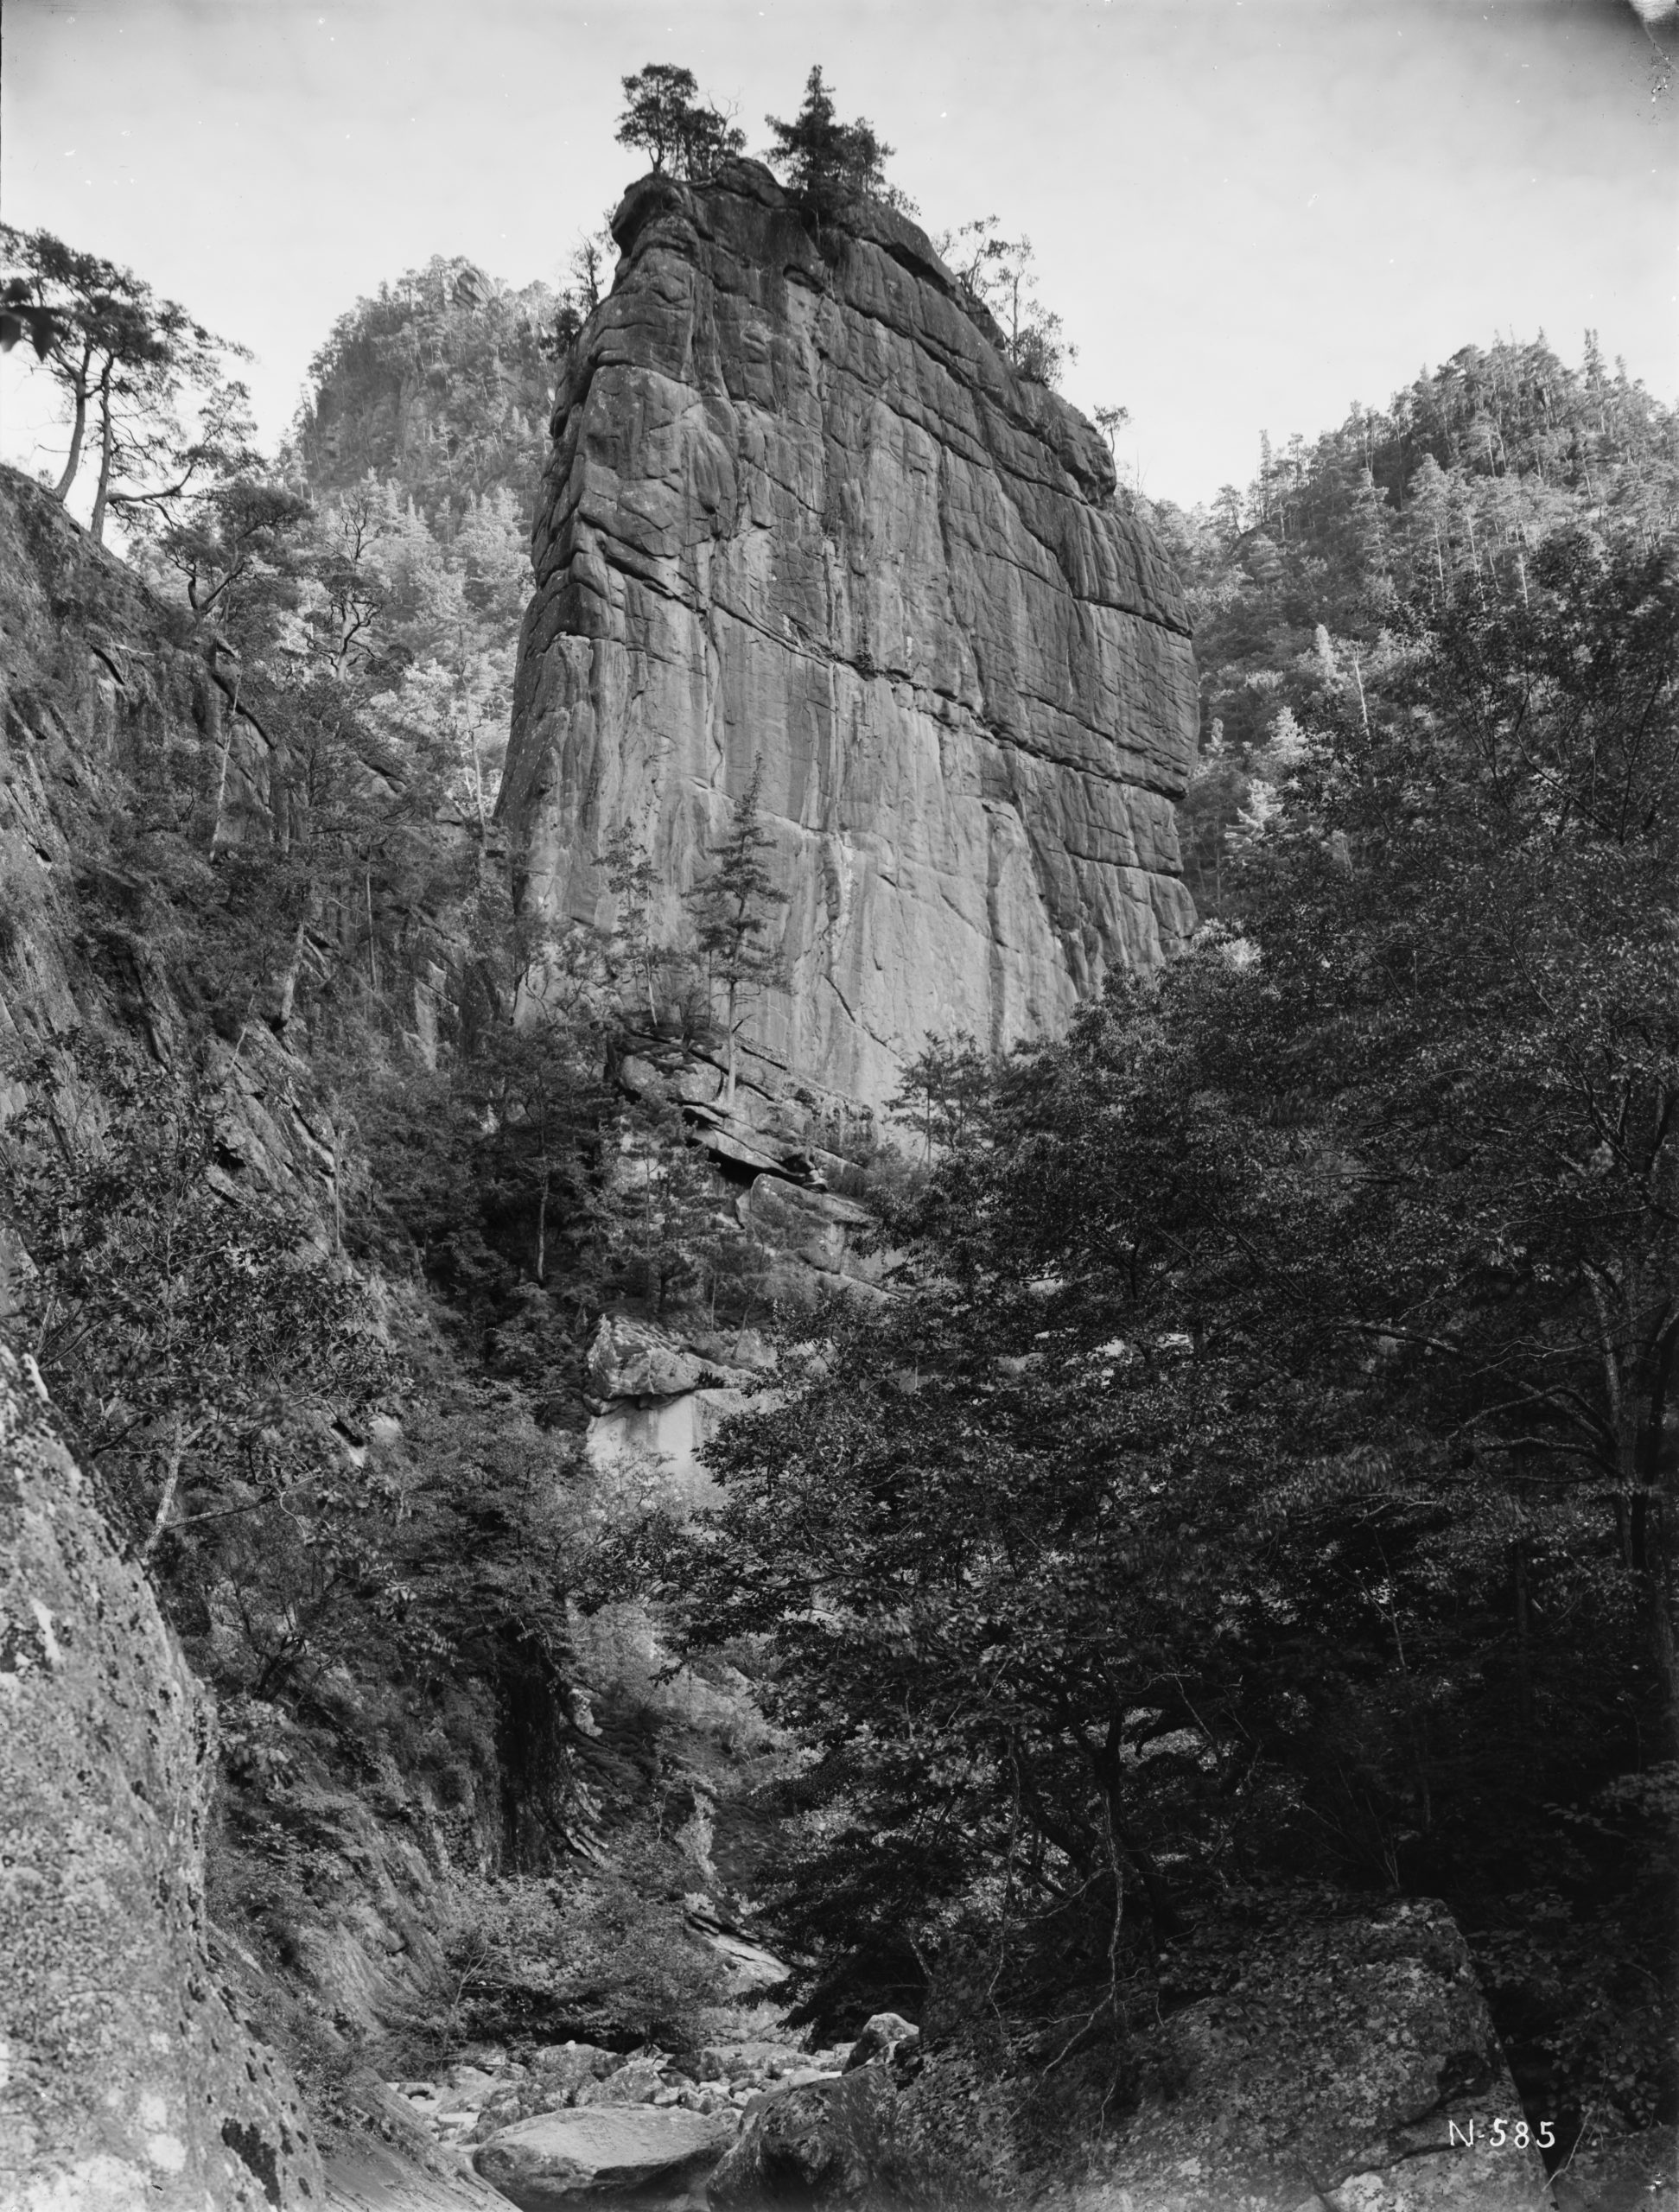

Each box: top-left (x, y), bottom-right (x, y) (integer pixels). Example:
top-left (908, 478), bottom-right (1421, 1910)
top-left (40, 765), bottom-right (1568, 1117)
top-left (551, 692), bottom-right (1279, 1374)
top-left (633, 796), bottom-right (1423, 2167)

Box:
top-left (707, 2067), bottom-right (902, 2209)
top-left (504, 160), bottom-right (1198, 1120)
top-left (528, 2042), bottom-right (620, 2103)
top-left (842, 2012), bottom-right (922, 2075)
top-left (471, 2107), bottom-right (732, 2209)
top-left (1070, 1900), bottom-right (1551, 2212)
top-left (573, 2056), bottom-right (665, 2108)
top-left (0, 1343), bottom-right (322, 2209)
top-left (587, 1315), bottom-right (707, 1401)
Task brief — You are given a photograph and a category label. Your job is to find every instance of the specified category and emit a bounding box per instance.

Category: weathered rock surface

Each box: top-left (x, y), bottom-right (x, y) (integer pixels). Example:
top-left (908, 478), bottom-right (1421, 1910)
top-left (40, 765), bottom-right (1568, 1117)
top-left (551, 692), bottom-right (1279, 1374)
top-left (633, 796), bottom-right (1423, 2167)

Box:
top-left (0, 1343), bottom-right (322, 2209)
top-left (707, 2067), bottom-right (902, 2209)
top-left (471, 2106), bottom-right (732, 2209)
top-left (1062, 1900), bottom-right (1551, 2212)
top-left (588, 1314), bottom-right (715, 1401)
top-left (707, 2048), bottom-right (1005, 2212)
top-left (840, 2013), bottom-right (921, 2076)
top-left (503, 160), bottom-right (1198, 1115)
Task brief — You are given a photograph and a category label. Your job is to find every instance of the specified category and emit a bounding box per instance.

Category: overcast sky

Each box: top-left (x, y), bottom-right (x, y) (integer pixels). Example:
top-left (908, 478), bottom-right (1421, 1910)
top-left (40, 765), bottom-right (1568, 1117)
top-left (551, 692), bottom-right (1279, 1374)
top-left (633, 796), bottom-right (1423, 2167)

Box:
top-left (2, 0), bottom-right (1674, 510)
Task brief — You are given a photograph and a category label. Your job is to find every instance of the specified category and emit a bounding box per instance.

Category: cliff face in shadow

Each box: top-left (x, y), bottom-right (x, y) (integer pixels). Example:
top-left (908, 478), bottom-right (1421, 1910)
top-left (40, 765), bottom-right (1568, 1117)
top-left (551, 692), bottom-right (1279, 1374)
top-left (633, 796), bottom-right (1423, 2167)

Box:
top-left (502, 160), bottom-right (1198, 1113)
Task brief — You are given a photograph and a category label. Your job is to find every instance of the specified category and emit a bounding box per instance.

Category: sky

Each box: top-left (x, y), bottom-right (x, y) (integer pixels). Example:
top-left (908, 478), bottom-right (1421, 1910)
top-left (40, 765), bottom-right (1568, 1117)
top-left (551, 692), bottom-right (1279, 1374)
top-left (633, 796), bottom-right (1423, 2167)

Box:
top-left (2, 0), bottom-right (1675, 510)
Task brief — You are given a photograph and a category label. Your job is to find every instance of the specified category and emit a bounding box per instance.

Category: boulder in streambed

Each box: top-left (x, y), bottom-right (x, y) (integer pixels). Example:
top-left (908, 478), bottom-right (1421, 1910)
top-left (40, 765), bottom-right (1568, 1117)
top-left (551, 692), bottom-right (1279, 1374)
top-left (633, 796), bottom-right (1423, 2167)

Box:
top-left (471, 2105), bottom-right (732, 2209)
top-left (841, 2012), bottom-right (921, 2075)
top-left (706, 2067), bottom-right (906, 2210)
top-left (1065, 1899), bottom-right (1552, 2212)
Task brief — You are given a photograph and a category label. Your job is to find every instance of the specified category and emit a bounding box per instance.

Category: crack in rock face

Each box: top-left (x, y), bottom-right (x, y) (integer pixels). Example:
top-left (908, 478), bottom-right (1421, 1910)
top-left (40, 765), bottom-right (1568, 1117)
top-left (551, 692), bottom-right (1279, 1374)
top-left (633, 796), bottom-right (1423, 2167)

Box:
top-left (504, 158), bottom-right (1199, 1116)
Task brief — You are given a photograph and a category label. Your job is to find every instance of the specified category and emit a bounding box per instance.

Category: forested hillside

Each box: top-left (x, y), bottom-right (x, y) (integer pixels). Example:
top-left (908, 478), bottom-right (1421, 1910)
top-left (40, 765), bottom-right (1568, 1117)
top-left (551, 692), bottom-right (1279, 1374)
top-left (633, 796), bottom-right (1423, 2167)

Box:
top-left (2, 103), bottom-right (1675, 2209)
top-left (1161, 333), bottom-right (1676, 912)
top-left (652, 330), bottom-right (1679, 2151)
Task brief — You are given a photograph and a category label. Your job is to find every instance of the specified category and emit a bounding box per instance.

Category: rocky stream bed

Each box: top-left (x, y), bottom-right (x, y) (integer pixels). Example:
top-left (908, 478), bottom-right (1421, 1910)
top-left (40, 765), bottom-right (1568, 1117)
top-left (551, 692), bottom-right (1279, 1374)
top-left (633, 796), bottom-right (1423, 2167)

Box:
top-left (326, 2011), bottom-right (924, 2212)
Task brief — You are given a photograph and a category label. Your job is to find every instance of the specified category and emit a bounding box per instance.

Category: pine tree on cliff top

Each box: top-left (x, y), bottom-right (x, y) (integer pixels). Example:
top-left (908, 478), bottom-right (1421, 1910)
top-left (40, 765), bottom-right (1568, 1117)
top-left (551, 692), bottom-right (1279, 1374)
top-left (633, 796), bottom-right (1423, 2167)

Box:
top-left (684, 760), bottom-right (788, 1108)
top-left (764, 66), bottom-right (903, 229)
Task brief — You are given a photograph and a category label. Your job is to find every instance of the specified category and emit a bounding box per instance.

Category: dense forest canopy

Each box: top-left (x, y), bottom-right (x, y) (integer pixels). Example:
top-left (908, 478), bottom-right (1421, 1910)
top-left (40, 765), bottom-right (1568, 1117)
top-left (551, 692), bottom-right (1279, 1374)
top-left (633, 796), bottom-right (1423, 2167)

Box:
top-left (1, 64), bottom-right (1675, 2177)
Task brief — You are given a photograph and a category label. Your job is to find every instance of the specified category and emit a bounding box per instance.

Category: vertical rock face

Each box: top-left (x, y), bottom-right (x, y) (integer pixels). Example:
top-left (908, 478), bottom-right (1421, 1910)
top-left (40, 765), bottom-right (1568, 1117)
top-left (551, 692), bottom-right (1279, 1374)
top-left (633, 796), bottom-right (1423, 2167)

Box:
top-left (503, 161), bottom-right (1198, 1113)
top-left (0, 1346), bottom-right (322, 2210)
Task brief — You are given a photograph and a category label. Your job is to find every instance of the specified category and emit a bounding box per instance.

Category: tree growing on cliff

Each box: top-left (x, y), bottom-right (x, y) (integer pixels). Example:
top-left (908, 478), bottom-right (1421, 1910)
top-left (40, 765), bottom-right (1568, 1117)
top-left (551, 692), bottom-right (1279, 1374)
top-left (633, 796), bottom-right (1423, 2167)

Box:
top-left (1, 1051), bottom-right (391, 1573)
top-left (601, 817), bottom-right (666, 1029)
top-left (935, 218), bottom-right (1077, 388)
top-left (684, 760), bottom-right (788, 1106)
top-left (0, 226), bottom-right (253, 542)
top-left (764, 66), bottom-right (903, 231)
top-left (887, 1029), bottom-right (995, 1161)
top-left (615, 65), bottom-right (746, 181)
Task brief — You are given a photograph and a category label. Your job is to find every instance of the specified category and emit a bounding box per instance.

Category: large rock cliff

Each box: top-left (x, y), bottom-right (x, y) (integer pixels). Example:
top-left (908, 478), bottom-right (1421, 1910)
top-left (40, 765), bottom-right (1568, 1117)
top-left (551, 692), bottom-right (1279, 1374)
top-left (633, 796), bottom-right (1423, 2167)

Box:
top-left (502, 161), bottom-right (1197, 1113)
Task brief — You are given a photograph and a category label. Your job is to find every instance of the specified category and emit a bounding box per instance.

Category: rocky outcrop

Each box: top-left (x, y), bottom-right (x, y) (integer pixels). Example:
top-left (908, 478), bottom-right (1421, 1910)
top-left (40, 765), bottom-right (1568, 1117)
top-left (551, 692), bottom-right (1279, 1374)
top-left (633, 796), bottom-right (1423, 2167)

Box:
top-left (503, 161), bottom-right (1198, 1116)
top-left (0, 1343), bottom-right (322, 2209)
top-left (473, 2107), bottom-right (732, 2210)
top-left (1072, 1901), bottom-right (1552, 2212)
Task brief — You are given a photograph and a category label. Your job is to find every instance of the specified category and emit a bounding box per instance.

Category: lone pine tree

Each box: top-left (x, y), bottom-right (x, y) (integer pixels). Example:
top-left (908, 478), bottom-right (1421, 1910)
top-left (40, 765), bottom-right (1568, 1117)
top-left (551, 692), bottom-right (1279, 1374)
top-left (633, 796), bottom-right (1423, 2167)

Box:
top-left (684, 760), bottom-right (788, 1107)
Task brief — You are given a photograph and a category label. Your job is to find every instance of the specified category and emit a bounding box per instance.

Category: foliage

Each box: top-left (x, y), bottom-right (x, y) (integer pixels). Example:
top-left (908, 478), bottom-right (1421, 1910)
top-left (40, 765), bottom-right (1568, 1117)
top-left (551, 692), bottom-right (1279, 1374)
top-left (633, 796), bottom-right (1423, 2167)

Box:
top-left (1, 276), bottom-right (59, 359)
top-left (683, 760), bottom-right (788, 1104)
top-left (887, 1030), bottom-right (995, 1162)
top-left (764, 67), bottom-right (905, 232)
top-left (0, 223), bottom-right (254, 542)
top-left (1152, 334), bottom-right (1677, 915)
top-left (671, 518), bottom-right (1679, 2127)
top-left (615, 64), bottom-right (746, 181)
top-left (436, 1836), bottom-right (725, 2050)
top-left (294, 256), bottom-right (558, 528)
top-left (601, 818), bottom-right (671, 1030)
top-left (937, 219), bottom-right (1077, 388)
top-left (2, 1051), bottom-right (395, 1673)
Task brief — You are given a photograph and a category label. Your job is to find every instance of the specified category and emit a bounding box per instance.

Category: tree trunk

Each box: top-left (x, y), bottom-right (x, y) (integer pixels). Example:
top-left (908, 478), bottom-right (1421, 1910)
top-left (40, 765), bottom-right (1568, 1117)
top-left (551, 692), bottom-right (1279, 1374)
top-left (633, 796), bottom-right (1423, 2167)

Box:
top-left (211, 669), bottom-right (239, 849)
top-left (142, 1410), bottom-right (205, 1563)
top-left (88, 371), bottom-right (117, 545)
top-left (330, 1123), bottom-right (344, 1255)
top-left (467, 722), bottom-right (488, 836)
top-left (54, 349), bottom-right (92, 501)
top-left (275, 913), bottom-right (308, 1031)
top-left (1514, 1544), bottom-right (1534, 1732)
top-left (1088, 1736), bottom-right (1184, 1939)
top-left (1643, 1485), bottom-right (1679, 1759)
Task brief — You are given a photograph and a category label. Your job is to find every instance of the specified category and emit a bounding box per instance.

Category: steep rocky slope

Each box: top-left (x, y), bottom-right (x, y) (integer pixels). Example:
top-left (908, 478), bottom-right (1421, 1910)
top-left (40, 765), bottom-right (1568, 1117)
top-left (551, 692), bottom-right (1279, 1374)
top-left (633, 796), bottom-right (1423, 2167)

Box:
top-left (0, 1344), bottom-right (324, 2211)
top-left (0, 466), bottom-right (334, 1197)
top-left (503, 159), bottom-right (1198, 1113)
